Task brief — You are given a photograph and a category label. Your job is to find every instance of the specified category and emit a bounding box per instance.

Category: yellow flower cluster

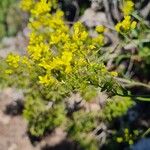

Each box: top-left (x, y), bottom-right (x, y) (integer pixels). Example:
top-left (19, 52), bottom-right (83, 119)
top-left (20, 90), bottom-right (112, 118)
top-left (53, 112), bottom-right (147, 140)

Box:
top-left (90, 25), bottom-right (105, 47)
top-left (122, 0), bottom-right (134, 16)
top-left (115, 16), bottom-right (137, 33)
top-left (21, 0), bottom-right (58, 14)
top-left (31, 0), bottom-right (51, 17)
top-left (116, 128), bottom-right (139, 145)
top-left (20, 0), bottom-right (34, 11)
top-left (15, 0), bottom-right (106, 87)
top-left (27, 43), bottom-right (49, 61)
top-left (72, 22), bottom-right (88, 42)
top-left (39, 75), bottom-right (56, 86)
top-left (6, 54), bottom-right (20, 68)
top-left (39, 51), bottom-right (72, 73)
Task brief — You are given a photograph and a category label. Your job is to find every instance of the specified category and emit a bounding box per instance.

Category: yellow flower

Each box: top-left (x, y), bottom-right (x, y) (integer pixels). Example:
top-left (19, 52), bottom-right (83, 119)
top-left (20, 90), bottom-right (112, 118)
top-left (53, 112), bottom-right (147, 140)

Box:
top-left (96, 25), bottom-right (105, 33)
top-left (131, 21), bottom-right (137, 30)
top-left (27, 43), bottom-right (49, 61)
top-left (50, 34), bottom-right (61, 45)
top-left (122, 16), bottom-right (131, 30)
top-left (28, 21), bottom-right (41, 30)
top-left (29, 33), bottom-right (44, 45)
top-left (61, 33), bottom-right (69, 43)
top-left (93, 35), bottom-right (104, 46)
top-left (124, 128), bottom-right (129, 134)
top-left (129, 140), bottom-right (134, 145)
top-left (39, 60), bottom-right (51, 70)
top-left (111, 71), bottom-right (118, 77)
top-left (61, 51), bottom-right (72, 64)
top-left (133, 130), bottom-right (139, 136)
top-left (115, 16), bottom-right (137, 33)
top-left (20, 0), bottom-right (34, 11)
top-left (65, 65), bottom-right (72, 74)
top-left (72, 22), bottom-right (88, 41)
top-left (55, 10), bottom-right (64, 18)
top-left (31, 0), bottom-right (51, 16)
top-left (6, 54), bottom-right (20, 68)
top-left (5, 69), bottom-right (13, 74)
top-left (88, 45), bottom-right (96, 50)
top-left (122, 0), bottom-right (134, 16)
top-left (21, 56), bottom-right (31, 68)
top-left (80, 31), bottom-right (88, 41)
top-left (115, 22), bottom-right (122, 32)
top-left (39, 75), bottom-right (55, 86)
top-left (116, 137), bottom-right (123, 143)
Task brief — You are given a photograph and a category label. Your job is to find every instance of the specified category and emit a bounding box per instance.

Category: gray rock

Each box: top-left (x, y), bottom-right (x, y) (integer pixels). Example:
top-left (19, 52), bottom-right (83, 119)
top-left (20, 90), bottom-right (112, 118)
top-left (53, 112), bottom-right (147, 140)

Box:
top-left (80, 8), bottom-right (107, 28)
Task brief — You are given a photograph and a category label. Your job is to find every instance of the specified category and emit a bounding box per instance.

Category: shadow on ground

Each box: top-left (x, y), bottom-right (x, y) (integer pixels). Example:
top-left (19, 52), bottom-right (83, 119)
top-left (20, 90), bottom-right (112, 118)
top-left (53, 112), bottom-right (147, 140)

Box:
top-left (41, 140), bottom-right (80, 150)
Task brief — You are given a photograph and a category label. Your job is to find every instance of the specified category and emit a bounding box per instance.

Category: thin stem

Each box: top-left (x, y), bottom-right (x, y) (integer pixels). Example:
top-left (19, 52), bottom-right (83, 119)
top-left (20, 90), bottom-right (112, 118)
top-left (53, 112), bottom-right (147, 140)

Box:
top-left (142, 128), bottom-right (150, 138)
top-left (116, 77), bottom-right (150, 89)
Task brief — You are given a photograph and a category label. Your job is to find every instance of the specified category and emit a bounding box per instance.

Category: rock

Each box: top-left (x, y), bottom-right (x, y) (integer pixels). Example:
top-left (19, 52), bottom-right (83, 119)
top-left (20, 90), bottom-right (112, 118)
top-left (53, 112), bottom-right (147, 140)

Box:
top-left (66, 93), bottom-right (84, 112)
top-left (0, 31), bottom-right (27, 58)
top-left (91, 0), bottom-right (103, 11)
top-left (85, 102), bottom-right (100, 112)
top-left (0, 112), bottom-right (11, 125)
top-left (41, 128), bottom-right (67, 147)
top-left (8, 143), bottom-right (17, 150)
top-left (0, 88), bottom-right (24, 103)
top-left (80, 8), bottom-right (107, 28)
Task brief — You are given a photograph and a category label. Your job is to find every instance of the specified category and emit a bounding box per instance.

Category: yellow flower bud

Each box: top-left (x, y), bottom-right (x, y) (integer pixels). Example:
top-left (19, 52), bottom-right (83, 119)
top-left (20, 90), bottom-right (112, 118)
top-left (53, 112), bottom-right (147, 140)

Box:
top-left (116, 137), bottom-right (123, 143)
top-left (131, 21), bottom-right (137, 30)
top-left (122, 0), bottom-right (134, 16)
top-left (129, 140), bottom-right (134, 145)
top-left (111, 71), bottom-right (118, 77)
top-left (5, 69), bottom-right (13, 74)
top-left (96, 25), bottom-right (105, 33)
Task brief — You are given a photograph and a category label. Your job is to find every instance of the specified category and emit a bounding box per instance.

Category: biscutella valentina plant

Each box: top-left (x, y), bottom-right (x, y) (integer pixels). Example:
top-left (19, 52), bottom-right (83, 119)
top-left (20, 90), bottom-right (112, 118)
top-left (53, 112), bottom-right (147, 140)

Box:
top-left (4, 0), bottom-right (131, 150)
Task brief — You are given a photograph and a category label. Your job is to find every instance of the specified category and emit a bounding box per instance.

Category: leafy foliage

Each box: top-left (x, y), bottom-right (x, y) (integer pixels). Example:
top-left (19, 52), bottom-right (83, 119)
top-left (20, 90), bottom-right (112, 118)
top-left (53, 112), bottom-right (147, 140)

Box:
top-left (0, 0), bottom-right (23, 39)
top-left (24, 93), bottom-right (66, 136)
top-left (103, 96), bottom-right (135, 121)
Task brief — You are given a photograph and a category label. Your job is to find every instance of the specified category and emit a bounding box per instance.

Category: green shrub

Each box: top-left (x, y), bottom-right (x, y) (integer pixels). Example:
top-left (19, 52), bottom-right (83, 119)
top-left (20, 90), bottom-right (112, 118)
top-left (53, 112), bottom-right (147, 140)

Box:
top-left (2, 0), bottom-right (138, 149)
top-left (103, 96), bottom-right (135, 121)
top-left (0, 0), bottom-right (23, 39)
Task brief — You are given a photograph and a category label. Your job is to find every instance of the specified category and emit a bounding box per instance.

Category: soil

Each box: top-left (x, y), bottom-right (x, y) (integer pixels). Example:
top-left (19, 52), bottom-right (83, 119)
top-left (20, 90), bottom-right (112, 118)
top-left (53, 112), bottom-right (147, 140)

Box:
top-left (0, 88), bottom-right (69, 150)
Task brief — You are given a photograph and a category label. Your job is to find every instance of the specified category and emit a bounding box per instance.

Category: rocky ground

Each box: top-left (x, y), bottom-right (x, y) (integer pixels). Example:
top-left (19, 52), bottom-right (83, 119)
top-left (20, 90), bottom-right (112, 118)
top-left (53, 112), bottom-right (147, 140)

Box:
top-left (0, 88), bottom-right (36, 150)
top-left (0, 88), bottom-right (73, 150)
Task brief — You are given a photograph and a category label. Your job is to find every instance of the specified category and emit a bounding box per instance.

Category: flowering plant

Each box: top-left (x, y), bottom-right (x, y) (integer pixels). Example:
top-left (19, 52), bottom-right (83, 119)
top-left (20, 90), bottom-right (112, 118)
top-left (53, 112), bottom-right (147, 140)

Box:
top-left (3, 0), bottom-right (137, 149)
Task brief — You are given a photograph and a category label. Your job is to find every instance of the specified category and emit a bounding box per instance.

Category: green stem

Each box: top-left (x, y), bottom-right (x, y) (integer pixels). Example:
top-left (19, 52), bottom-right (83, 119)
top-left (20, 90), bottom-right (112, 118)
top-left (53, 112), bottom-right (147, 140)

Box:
top-left (142, 128), bottom-right (150, 137)
top-left (116, 77), bottom-right (150, 89)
